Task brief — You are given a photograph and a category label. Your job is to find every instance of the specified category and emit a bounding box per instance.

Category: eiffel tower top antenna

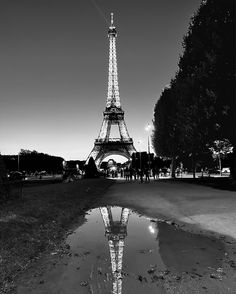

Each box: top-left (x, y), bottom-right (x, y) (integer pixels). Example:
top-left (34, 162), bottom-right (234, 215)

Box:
top-left (111, 12), bottom-right (114, 26)
top-left (106, 12), bottom-right (120, 108)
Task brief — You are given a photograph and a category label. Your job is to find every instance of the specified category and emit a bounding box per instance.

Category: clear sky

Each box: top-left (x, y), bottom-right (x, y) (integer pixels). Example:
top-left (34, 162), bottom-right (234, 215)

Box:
top-left (0, 0), bottom-right (201, 161)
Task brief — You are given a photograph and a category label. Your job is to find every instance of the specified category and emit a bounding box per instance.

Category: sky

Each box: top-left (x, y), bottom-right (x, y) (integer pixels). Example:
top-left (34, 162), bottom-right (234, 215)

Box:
top-left (0, 0), bottom-right (201, 161)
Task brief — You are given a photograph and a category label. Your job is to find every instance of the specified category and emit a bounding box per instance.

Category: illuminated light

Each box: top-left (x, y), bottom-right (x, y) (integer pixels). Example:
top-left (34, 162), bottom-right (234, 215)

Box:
top-left (86, 13), bottom-right (136, 166)
top-left (148, 225), bottom-right (155, 234)
top-left (145, 123), bottom-right (152, 131)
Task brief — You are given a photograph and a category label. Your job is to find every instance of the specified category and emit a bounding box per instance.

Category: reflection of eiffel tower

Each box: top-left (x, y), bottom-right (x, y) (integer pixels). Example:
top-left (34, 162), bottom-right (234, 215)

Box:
top-left (87, 13), bottom-right (136, 166)
top-left (100, 207), bottom-right (130, 294)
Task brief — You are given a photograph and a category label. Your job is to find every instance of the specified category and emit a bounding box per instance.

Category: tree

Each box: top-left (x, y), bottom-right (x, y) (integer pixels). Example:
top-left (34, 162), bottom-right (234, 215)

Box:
top-left (3, 150), bottom-right (64, 173)
top-left (153, 86), bottom-right (182, 177)
top-left (177, 0), bottom-right (235, 177)
top-left (153, 0), bottom-right (235, 179)
top-left (84, 157), bottom-right (98, 178)
top-left (173, 74), bottom-right (217, 177)
top-left (209, 139), bottom-right (233, 175)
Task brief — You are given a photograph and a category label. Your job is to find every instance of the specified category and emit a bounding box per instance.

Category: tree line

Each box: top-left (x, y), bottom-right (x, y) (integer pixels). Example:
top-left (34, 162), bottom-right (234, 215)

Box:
top-left (152, 0), bottom-right (235, 178)
top-left (2, 149), bottom-right (64, 174)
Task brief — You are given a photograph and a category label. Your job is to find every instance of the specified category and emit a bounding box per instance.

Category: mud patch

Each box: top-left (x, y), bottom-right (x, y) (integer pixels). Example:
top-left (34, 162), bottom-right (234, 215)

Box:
top-left (17, 206), bottom-right (236, 294)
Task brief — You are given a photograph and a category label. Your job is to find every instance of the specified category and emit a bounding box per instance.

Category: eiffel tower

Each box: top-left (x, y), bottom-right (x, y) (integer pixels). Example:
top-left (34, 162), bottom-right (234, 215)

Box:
top-left (100, 206), bottom-right (130, 294)
top-left (87, 13), bottom-right (136, 166)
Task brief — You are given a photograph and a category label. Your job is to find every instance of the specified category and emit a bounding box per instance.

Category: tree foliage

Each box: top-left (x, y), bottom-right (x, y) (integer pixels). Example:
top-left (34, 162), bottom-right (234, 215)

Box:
top-left (84, 157), bottom-right (98, 178)
top-left (152, 0), bottom-right (235, 177)
top-left (153, 86), bottom-right (181, 158)
top-left (2, 150), bottom-right (64, 173)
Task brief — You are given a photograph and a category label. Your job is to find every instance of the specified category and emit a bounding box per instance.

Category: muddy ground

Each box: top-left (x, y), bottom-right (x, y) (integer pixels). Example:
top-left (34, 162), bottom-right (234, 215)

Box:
top-left (1, 178), bottom-right (236, 293)
top-left (0, 179), bottom-right (114, 294)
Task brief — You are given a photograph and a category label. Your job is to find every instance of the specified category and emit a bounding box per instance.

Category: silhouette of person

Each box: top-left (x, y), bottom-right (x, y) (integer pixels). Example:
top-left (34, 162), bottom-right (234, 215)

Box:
top-left (144, 168), bottom-right (150, 182)
top-left (139, 169), bottom-right (144, 183)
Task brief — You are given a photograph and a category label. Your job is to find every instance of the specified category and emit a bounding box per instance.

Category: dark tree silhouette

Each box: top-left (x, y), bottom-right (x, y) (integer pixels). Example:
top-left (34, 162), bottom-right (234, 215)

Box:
top-left (153, 86), bottom-right (181, 177)
top-left (3, 150), bottom-right (64, 174)
top-left (84, 157), bottom-right (98, 178)
top-left (153, 0), bottom-right (235, 178)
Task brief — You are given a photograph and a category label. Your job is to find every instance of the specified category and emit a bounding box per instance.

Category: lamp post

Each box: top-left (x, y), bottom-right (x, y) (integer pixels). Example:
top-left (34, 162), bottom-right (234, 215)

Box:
top-left (137, 140), bottom-right (142, 170)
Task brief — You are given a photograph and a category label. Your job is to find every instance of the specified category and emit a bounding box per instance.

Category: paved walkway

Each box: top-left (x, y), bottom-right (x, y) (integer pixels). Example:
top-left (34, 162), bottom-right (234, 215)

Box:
top-left (101, 179), bottom-right (236, 240)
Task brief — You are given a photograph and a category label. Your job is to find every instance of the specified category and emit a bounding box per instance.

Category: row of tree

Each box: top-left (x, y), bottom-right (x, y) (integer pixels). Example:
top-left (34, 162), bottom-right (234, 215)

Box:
top-left (152, 0), bottom-right (235, 178)
top-left (3, 149), bottom-right (64, 174)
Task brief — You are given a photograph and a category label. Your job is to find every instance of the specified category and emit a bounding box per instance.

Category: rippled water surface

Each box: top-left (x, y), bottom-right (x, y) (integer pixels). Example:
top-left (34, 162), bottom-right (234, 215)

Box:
top-left (23, 206), bottom-right (225, 294)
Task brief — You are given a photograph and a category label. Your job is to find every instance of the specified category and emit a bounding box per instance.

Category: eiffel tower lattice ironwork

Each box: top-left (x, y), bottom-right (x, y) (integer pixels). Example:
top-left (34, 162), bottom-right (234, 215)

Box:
top-left (100, 207), bottom-right (130, 294)
top-left (87, 13), bottom-right (136, 166)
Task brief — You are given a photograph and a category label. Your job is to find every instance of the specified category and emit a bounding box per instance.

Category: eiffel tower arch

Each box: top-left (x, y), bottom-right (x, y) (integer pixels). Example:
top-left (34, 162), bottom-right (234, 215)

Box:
top-left (87, 13), bottom-right (136, 167)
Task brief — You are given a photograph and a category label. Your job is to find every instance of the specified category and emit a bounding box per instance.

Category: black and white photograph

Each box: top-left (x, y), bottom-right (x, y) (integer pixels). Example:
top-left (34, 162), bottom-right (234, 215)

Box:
top-left (0, 0), bottom-right (235, 293)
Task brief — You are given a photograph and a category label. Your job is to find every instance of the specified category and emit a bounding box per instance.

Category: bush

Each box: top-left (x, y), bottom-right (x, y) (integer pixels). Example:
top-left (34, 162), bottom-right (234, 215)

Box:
top-left (84, 157), bottom-right (99, 178)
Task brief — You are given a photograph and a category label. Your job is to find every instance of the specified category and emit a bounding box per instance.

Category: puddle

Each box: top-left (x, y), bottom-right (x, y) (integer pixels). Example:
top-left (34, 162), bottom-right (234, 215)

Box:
top-left (28, 206), bottom-right (225, 294)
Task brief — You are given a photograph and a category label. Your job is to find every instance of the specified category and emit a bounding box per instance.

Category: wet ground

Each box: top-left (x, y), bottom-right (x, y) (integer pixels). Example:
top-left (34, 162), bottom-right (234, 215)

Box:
top-left (17, 206), bottom-right (236, 294)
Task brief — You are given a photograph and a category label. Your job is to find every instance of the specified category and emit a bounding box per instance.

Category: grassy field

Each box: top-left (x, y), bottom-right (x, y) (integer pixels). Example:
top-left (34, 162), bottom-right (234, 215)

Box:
top-left (0, 178), bottom-right (114, 293)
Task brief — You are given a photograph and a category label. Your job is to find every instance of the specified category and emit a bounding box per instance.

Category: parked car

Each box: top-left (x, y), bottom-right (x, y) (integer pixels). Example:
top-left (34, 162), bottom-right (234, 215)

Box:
top-left (222, 167), bottom-right (230, 174)
top-left (8, 171), bottom-right (25, 181)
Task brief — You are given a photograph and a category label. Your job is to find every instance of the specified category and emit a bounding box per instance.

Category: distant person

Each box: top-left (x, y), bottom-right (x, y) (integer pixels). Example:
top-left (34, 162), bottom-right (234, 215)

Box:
top-left (144, 168), bottom-right (150, 182)
top-left (124, 168), bottom-right (129, 181)
top-left (126, 168), bottom-right (131, 181)
top-left (139, 169), bottom-right (144, 183)
top-left (111, 170), bottom-right (115, 178)
top-left (152, 167), bottom-right (158, 180)
top-left (176, 167), bottom-right (180, 177)
top-left (129, 168), bottom-right (133, 181)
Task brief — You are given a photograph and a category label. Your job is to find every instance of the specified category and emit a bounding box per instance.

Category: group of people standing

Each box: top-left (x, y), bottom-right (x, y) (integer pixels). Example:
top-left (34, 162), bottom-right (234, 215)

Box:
top-left (107, 166), bottom-right (171, 182)
top-left (123, 167), bottom-right (162, 183)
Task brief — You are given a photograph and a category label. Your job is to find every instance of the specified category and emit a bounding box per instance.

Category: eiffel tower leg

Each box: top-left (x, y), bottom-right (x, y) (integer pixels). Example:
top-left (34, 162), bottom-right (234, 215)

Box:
top-left (87, 138), bottom-right (112, 165)
top-left (107, 206), bottom-right (114, 223)
top-left (120, 208), bottom-right (130, 226)
top-left (86, 145), bottom-right (100, 164)
top-left (118, 120), bottom-right (130, 140)
top-left (100, 207), bottom-right (111, 229)
top-left (105, 120), bottom-right (111, 141)
top-left (98, 119), bottom-right (109, 140)
top-left (108, 239), bottom-right (124, 294)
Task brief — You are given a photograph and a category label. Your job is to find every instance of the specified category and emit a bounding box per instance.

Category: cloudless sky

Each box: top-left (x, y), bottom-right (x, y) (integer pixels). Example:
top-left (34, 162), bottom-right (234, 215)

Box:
top-left (0, 0), bottom-right (201, 161)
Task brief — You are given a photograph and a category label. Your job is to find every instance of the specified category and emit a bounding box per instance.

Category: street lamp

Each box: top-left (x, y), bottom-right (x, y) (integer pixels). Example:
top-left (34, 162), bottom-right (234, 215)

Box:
top-left (137, 140), bottom-right (142, 170)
